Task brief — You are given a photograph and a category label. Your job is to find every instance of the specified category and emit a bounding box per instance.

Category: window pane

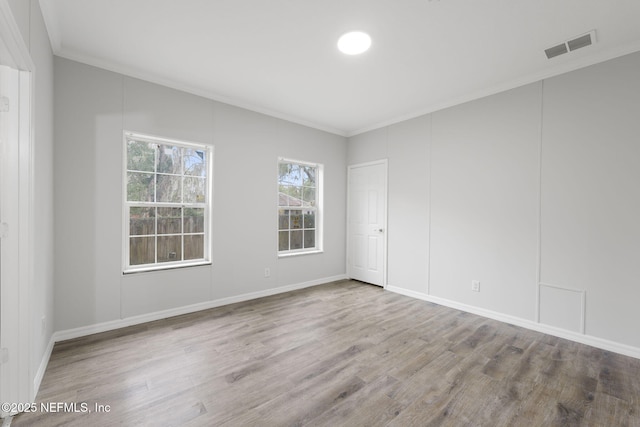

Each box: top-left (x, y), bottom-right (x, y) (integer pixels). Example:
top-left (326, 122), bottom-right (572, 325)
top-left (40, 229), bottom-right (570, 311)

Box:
top-left (157, 235), bottom-right (182, 262)
top-left (278, 162), bottom-right (291, 183)
top-left (158, 207), bottom-right (182, 234)
top-left (278, 209), bottom-right (289, 230)
top-left (156, 174), bottom-right (181, 203)
top-left (157, 144), bottom-right (181, 174)
top-left (127, 172), bottom-right (154, 202)
top-left (184, 235), bottom-right (204, 260)
top-left (184, 176), bottom-right (206, 203)
top-left (302, 187), bottom-right (315, 206)
top-left (302, 166), bottom-right (316, 187)
top-left (279, 185), bottom-right (303, 206)
top-left (290, 211), bottom-right (303, 229)
top-left (130, 207), bottom-right (155, 235)
top-left (127, 140), bottom-right (155, 172)
top-left (278, 163), bottom-right (303, 186)
top-left (304, 230), bottom-right (315, 249)
top-left (278, 231), bottom-right (289, 251)
top-left (290, 230), bottom-right (303, 250)
top-left (303, 211), bottom-right (315, 228)
top-left (184, 208), bottom-right (204, 233)
top-left (184, 149), bottom-right (206, 176)
top-left (278, 188), bottom-right (294, 207)
top-left (130, 236), bottom-right (155, 265)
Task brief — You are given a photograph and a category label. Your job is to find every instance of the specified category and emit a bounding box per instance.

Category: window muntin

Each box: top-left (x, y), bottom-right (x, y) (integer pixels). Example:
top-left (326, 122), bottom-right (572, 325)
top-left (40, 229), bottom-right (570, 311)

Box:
top-left (124, 132), bottom-right (211, 272)
top-left (278, 159), bottom-right (322, 255)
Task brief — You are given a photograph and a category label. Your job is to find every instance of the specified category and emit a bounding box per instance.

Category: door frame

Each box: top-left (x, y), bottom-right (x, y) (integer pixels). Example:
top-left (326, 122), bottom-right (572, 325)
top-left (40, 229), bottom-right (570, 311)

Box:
top-left (0, 0), bottom-right (35, 415)
top-left (346, 159), bottom-right (389, 288)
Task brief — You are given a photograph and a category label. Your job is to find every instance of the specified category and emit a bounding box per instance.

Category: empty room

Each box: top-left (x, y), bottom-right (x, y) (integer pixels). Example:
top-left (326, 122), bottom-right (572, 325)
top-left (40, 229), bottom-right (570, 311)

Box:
top-left (2, 0), bottom-right (640, 425)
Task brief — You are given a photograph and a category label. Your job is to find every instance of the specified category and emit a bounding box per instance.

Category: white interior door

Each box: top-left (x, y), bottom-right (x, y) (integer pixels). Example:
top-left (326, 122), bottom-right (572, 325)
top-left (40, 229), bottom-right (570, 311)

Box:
top-left (347, 160), bottom-right (387, 287)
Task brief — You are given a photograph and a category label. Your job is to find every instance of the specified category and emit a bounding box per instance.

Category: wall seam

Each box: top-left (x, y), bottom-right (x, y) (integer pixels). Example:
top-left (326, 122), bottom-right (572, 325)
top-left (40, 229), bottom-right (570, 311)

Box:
top-left (120, 74), bottom-right (125, 320)
top-left (535, 79), bottom-right (544, 324)
top-left (426, 113), bottom-right (432, 296)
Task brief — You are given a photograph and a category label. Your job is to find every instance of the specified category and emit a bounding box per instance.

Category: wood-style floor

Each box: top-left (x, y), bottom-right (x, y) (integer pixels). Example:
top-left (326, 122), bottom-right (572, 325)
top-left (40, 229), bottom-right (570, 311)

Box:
top-left (13, 280), bottom-right (640, 426)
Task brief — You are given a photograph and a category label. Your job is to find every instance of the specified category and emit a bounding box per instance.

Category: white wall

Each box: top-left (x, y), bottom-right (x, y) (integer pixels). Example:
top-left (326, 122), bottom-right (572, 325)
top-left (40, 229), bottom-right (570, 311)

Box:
top-left (54, 58), bottom-right (347, 330)
top-left (540, 52), bottom-right (640, 347)
top-left (6, 0), bottom-right (55, 396)
top-left (348, 51), bottom-right (640, 352)
top-left (387, 117), bottom-right (431, 293)
top-left (349, 119), bottom-right (431, 294)
top-left (430, 83), bottom-right (541, 320)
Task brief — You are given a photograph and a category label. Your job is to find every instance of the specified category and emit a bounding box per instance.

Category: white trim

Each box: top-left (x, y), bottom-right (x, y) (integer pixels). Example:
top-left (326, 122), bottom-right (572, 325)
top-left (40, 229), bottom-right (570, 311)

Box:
top-left (37, 0), bottom-right (61, 53)
top-left (538, 281), bottom-right (585, 295)
top-left (33, 335), bottom-right (55, 395)
top-left (40, 0), bottom-right (346, 136)
top-left (125, 131), bottom-right (210, 151)
top-left (386, 285), bottom-right (640, 360)
top-left (0, 69), bottom-right (34, 418)
top-left (535, 80), bottom-right (544, 324)
top-left (346, 159), bottom-right (388, 288)
top-left (19, 69), bottom-right (34, 403)
top-left (426, 114), bottom-right (432, 296)
top-left (123, 260), bottom-right (212, 275)
top-left (0, 1), bottom-right (35, 71)
top-left (123, 132), bottom-right (213, 273)
top-left (277, 156), bottom-right (319, 168)
top-left (50, 49), bottom-right (347, 137)
top-left (382, 160), bottom-right (388, 289)
top-left (53, 275), bottom-right (347, 342)
top-left (277, 158), bottom-right (323, 255)
top-left (538, 282), bottom-right (586, 334)
top-left (0, 2), bottom-right (36, 406)
top-left (34, 0), bottom-right (640, 138)
top-left (277, 250), bottom-right (323, 259)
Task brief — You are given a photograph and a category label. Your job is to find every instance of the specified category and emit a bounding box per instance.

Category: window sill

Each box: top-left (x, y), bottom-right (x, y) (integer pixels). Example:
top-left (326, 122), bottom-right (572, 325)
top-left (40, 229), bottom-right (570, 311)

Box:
top-left (278, 250), bottom-right (323, 259)
top-left (123, 260), bottom-right (211, 275)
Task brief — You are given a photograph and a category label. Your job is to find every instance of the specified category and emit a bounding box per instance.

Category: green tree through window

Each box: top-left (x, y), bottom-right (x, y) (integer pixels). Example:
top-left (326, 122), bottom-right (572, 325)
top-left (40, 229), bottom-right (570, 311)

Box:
top-left (278, 159), bottom-right (322, 254)
top-left (124, 132), bottom-right (211, 271)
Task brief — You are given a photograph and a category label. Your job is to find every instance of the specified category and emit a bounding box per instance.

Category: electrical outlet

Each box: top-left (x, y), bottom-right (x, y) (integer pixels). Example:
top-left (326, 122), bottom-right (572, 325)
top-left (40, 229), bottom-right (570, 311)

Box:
top-left (264, 268), bottom-right (270, 278)
top-left (41, 316), bottom-right (46, 335)
top-left (471, 280), bottom-right (480, 292)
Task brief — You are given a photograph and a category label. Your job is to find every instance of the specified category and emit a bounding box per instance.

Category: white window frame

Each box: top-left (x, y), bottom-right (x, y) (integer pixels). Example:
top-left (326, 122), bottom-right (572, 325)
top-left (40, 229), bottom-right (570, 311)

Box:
top-left (123, 131), bottom-right (213, 273)
top-left (277, 157), bottom-right (323, 257)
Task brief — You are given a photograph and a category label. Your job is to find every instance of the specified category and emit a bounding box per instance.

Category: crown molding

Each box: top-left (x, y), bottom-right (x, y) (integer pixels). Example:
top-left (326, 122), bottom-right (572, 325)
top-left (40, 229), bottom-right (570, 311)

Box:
top-left (348, 40), bottom-right (640, 137)
top-left (0, 0), bottom-right (35, 70)
top-left (34, 0), bottom-right (640, 139)
top-left (38, 0), bottom-right (61, 53)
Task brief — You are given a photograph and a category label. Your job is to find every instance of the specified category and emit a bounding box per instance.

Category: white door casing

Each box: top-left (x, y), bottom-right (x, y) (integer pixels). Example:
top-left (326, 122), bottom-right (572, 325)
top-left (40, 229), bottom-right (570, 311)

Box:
top-left (347, 160), bottom-right (387, 287)
top-left (0, 0), bottom-right (35, 415)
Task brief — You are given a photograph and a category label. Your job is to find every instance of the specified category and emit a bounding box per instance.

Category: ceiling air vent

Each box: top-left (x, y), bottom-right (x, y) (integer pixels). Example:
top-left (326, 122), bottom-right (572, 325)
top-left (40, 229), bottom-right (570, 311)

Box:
top-left (544, 30), bottom-right (596, 59)
top-left (567, 33), bottom-right (593, 51)
top-left (545, 43), bottom-right (568, 59)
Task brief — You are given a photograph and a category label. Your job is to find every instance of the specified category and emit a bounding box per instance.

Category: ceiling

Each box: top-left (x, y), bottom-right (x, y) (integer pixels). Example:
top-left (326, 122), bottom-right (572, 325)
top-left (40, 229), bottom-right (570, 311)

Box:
top-left (39, 0), bottom-right (640, 136)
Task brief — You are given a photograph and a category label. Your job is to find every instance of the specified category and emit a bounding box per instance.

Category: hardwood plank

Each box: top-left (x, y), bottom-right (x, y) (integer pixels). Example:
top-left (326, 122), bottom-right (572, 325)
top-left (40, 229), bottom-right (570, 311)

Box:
top-left (11, 280), bottom-right (640, 426)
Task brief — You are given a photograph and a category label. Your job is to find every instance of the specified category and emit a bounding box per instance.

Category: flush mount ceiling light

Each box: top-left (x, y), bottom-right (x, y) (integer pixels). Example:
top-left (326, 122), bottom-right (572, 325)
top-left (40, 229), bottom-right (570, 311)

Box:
top-left (337, 31), bottom-right (371, 55)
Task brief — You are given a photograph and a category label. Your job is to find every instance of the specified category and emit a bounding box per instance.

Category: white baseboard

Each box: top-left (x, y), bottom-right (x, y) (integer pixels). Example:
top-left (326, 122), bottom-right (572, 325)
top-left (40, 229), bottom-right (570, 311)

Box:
top-left (53, 275), bottom-right (347, 343)
top-left (29, 275), bottom-right (340, 404)
top-left (386, 285), bottom-right (640, 360)
top-left (33, 335), bottom-right (55, 399)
